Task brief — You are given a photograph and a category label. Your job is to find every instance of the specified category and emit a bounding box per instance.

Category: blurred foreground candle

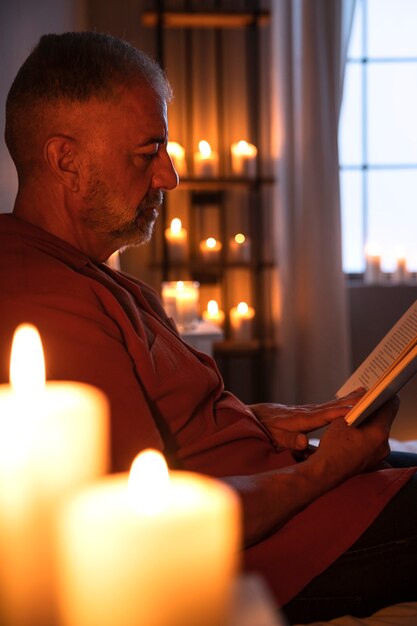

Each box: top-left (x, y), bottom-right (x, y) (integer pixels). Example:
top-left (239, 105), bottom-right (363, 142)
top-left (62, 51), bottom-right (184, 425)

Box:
top-left (228, 233), bottom-right (251, 263)
top-left (56, 449), bottom-right (241, 626)
top-left (364, 244), bottom-right (382, 284)
top-left (230, 302), bottom-right (255, 341)
top-left (230, 140), bottom-right (257, 178)
top-left (199, 237), bottom-right (222, 262)
top-left (167, 141), bottom-right (187, 176)
top-left (162, 280), bottom-right (200, 330)
top-left (194, 140), bottom-right (219, 177)
top-left (202, 299), bottom-right (225, 327)
top-left (0, 324), bottom-right (109, 626)
top-left (165, 218), bottom-right (188, 263)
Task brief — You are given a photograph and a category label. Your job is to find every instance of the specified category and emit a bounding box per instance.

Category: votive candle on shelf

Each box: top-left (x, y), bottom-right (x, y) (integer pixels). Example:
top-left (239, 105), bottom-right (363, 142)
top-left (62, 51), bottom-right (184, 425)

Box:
top-left (199, 237), bottom-right (222, 263)
top-left (167, 141), bottom-right (187, 176)
top-left (230, 140), bottom-right (257, 178)
top-left (194, 140), bottom-right (219, 178)
top-left (56, 449), bottom-right (241, 626)
top-left (393, 247), bottom-right (409, 283)
top-left (228, 233), bottom-right (251, 263)
top-left (202, 300), bottom-right (225, 327)
top-left (229, 302), bottom-right (255, 341)
top-left (162, 281), bottom-right (200, 330)
top-left (0, 324), bottom-right (109, 626)
top-left (364, 244), bottom-right (382, 284)
top-left (165, 218), bottom-right (188, 263)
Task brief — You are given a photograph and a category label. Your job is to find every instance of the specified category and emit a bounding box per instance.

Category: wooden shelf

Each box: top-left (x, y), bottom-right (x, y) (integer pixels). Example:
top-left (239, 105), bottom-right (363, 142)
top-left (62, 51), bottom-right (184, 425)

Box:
top-left (176, 176), bottom-right (275, 191)
top-left (141, 11), bottom-right (270, 29)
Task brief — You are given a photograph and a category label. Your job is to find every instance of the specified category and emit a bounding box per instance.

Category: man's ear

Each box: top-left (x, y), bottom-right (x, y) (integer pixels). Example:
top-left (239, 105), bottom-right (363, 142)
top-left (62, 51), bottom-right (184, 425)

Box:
top-left (44, 136), bottom-right (80, 191)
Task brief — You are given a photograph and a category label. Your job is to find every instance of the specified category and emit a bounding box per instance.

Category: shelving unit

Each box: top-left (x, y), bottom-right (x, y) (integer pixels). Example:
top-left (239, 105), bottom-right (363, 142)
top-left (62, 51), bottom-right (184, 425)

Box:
top-left (140, 2), bottom-right (275, 403)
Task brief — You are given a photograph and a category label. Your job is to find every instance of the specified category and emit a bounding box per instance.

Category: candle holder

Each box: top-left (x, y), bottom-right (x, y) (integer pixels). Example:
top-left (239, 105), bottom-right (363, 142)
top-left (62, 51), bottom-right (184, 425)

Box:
top-left (162, 281), bottom-right (200, 331)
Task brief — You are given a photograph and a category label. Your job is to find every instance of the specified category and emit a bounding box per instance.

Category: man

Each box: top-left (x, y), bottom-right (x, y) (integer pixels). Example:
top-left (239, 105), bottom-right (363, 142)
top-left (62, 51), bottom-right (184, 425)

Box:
top-left (1, 32), bottom-right (416, 624)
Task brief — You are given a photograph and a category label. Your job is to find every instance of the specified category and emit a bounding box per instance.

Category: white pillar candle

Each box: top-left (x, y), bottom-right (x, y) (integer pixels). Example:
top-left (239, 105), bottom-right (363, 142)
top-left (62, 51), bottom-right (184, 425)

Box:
top-left (56, 449), bottom-right (241, 626)
top-left (228, 233), bottom-right (251, 263)
top-left (364, 244), bottom-right (382, 284)
top-left (194, 140), bottom-right (219, 177)
top-left (202, 299), bottom-right (225, 327)
top-left (0, 324), bottom-right (109, 626)
top-left (167, 141), bottom-right (187, 176)
top-left (165, 218), bottom-right (188, 263)
top-left (161, 281), bottom-right (200, 330)
top-left (199, 237), bottom-right (222, 263)
top-left (229, 302), bottom-right (255, 341)
top-left (230, 140), bottom-right (257, 178)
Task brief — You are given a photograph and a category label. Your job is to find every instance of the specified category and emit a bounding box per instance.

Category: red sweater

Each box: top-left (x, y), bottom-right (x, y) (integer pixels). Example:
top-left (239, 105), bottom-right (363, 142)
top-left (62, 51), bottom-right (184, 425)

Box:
top-left (0, 213), bottom-right (414, 605)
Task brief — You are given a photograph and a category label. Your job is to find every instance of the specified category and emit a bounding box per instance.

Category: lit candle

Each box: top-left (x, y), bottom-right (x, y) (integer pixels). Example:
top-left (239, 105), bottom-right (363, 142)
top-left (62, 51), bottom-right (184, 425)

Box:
top-left (365, 243), bottom-right (382, 284)
top-left (167, 141), bottom-right (187, 176)
top-left (194, 140), bottom-right (219, 177)
top-left (56, 449), bottom-right (241, 626)
top-left (161, 281), bottom-right (200, 330)
top-left (393, 247), bottom-right (409, 283)
top-left (199, 237), bottom-right (222, 263)
top-left (230, 140), bottom-right (257, 178)
top-left (229, 302), bottom-right (255, 341)
top-left (228, 233), bottom-right (251, 263)
top-left (0, 324), bottom-right (109, 626)
top-left (164, 218), bottom-right (188, 263)
top-left (202, 299), bottom-right (225, 327)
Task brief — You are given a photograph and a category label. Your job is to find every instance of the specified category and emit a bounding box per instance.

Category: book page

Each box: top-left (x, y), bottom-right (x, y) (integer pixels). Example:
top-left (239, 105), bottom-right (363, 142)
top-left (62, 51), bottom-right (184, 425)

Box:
top-left (337, 300), bottom-right (417, 397)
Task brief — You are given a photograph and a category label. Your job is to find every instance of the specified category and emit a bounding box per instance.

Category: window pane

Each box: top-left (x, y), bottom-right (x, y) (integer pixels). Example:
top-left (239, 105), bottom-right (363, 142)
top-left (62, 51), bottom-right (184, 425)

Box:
top-left (368, 62), bottom-right (417, 164)
top-left (340, 170), bottom-right (364, 272)
top-left (368, 0), bottom-right (417, 58)
top-left (347, 0), bottom-right (363, 60)
top-left (339, 63), bottom-right (363, 166)
top-left (368, 169), bottom-right (417, 271)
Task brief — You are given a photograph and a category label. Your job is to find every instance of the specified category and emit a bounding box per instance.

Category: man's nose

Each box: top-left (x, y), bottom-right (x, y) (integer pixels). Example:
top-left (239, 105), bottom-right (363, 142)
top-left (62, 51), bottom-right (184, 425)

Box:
top-left (152, 149), bottom-right (179, 191)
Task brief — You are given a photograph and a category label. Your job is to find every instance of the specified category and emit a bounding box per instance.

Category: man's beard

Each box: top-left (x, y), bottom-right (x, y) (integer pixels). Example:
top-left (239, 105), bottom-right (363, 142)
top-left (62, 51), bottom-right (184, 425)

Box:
top-left (81, 169), bottom-right (163, 249)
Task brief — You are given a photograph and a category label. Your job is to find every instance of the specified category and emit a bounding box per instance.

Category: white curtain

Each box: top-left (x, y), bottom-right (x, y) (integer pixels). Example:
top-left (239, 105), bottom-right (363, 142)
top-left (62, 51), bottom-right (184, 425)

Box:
top-left (271, 0), bottom-right (356, 403)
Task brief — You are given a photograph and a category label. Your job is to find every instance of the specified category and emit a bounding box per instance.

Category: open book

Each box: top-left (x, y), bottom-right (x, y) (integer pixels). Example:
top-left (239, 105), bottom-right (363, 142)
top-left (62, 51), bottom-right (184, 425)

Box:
top-left (337, 299), bottom-right (417, 427)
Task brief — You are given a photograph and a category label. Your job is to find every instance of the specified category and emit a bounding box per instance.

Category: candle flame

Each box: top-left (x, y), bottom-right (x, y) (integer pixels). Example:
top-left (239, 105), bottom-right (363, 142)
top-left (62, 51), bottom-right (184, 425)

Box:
top-left (199, 140), bottom-right (212, 158)
top-left (170, 218), bottom-right (182, 235)
top-left (128, 449), bottom-right (170, 514)
top-left (206, 237), bottom-right (217, 249)
top-left (234, 233), bottom-right (246, 244)
top-left (365, 242), bottom-right (380, 257)
top-left (167, 141), bottom-right (185, 158)
top-left (10, 324), bottom-right (45, 393)
top-left (207, 300), bottom-right (219, 315)
top-left (237, 302), bottom-right (249, 315)
top-left (176, 280), bottom-right (185, 291)
top-left (232, 140), bottom-right (258, 156)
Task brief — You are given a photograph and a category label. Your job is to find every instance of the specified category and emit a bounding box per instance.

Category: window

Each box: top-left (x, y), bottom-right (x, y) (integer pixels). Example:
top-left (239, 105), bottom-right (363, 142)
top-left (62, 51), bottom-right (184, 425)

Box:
top-left (339, 0), bottom-right (417, 274)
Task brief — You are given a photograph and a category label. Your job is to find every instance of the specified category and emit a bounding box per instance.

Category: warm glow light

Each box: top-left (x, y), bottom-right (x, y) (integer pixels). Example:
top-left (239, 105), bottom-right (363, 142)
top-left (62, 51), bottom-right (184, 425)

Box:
top-left (206, 237), bottom-right (217, 249)
top-left (198, 140), bottom-right (212, 158)
top-left (167, 141), bottom-right (185, 159)
top-left (128, 449), bottom-right (170, 514)
top-left (176, 280), bottom-right (185, 290)
top-left (170, 218), bottom-right (182, 235)
top-left (234, 140), bottom-right (257, 157)
top-left (365, 242), bottom-right (380, 257)
top-left (10, 324), bottom-right (45, 394)
top-left (207, 300), bottom-right (219, 316)
top-left (237, 302), bottom-right (249, 315)
top-left (234, 233), bottom-right (246, 245)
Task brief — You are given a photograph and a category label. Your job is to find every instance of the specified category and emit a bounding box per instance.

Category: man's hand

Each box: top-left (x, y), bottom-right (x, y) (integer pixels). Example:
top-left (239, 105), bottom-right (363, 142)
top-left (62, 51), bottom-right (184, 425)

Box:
top-left (314, 395), bottom-right (399, 475)
top-left (249, 390), bottom-right (364, 451)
